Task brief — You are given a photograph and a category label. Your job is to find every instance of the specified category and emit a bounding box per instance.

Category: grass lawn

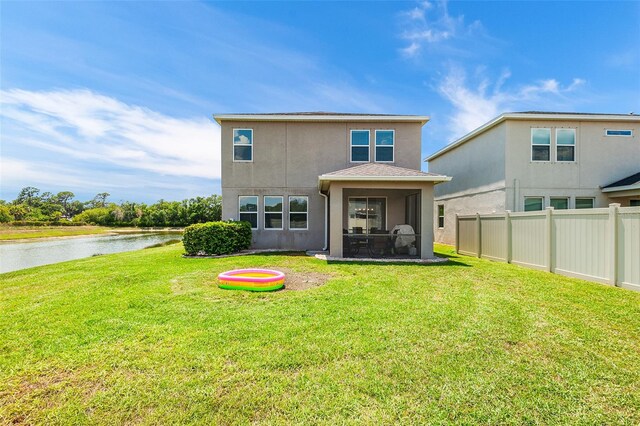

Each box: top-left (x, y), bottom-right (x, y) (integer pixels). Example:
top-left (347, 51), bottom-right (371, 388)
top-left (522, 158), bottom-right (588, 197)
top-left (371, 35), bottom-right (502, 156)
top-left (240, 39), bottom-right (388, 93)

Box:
top-left (1, 244), bottom-right (639, 424)
top-left (0, 226), bottom-right (112, 241)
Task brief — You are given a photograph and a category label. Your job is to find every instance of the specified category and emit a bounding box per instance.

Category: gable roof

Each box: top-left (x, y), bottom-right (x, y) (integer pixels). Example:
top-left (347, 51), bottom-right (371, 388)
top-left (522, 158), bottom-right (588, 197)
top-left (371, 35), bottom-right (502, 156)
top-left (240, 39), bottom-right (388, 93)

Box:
top-left (214, 112), bottom-right (429, 125)
top-left (425, 112), bottom-right (640, 162)
top-left (318, 163), bottom-right (450, 191)
top-left (601, 172), bottom-right (640, 192)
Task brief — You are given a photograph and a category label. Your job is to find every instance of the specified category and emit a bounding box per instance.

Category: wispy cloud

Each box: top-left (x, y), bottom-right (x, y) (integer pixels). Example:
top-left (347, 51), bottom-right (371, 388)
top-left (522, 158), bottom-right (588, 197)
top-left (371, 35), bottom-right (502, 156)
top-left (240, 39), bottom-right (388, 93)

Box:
top-left (437, 67), bottom-right (587, 138)
top-left (398, 0), bottom-right (489, 58)
top-left (1, 88), bottom-right (220, 180)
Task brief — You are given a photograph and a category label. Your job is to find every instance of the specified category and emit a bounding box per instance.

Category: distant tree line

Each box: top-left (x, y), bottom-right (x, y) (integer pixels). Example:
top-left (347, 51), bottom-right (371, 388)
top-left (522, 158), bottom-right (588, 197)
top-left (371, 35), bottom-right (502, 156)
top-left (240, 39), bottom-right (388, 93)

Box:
top-left (0, 187), bottom-right (222, 227)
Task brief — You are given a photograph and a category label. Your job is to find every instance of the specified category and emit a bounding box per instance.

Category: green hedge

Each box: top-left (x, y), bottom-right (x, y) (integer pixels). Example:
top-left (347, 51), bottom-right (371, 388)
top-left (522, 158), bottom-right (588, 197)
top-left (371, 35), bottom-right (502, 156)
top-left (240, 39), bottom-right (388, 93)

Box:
top-left (183, 221), bottom-right (252, 256)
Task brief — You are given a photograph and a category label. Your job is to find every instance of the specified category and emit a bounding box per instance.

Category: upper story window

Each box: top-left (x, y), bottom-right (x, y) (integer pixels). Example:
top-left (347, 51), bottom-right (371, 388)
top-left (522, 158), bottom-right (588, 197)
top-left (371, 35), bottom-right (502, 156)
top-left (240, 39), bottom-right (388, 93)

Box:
top-left (556, 129), bottom-right (576, 162)
top-left (531, 128), bottom-right (551, 161)
top-left (605, 129), bottom-right (633, 137)
top-left (375, 130), bottom-right (394, 162)
top-left (350, 130), bottom-right (370, 162)
top-left (239, 196), bottom-right (258, 229)
top-left (233, 129), bottom-right (253, 162)
top-left (264, 196), bottom-right (283, 230)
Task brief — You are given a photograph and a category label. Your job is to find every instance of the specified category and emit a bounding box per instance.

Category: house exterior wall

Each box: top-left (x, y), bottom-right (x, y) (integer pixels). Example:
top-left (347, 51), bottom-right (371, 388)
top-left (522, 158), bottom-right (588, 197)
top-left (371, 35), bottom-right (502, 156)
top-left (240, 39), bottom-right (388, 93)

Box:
top-left (428, 116), bottom-right (640, 245)
top-left (428, 122), bottom-right (507, 244)
top-left (220, 119), bottom-right (424, 251)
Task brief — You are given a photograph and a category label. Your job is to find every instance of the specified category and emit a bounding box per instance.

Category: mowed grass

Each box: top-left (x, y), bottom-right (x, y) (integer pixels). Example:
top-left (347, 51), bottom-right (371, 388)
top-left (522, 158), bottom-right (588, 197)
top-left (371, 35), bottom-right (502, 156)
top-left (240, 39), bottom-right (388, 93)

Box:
top-left (0, 226), bottom-right (112, 241)
top-left (1, 244), bottom-right (639, 424)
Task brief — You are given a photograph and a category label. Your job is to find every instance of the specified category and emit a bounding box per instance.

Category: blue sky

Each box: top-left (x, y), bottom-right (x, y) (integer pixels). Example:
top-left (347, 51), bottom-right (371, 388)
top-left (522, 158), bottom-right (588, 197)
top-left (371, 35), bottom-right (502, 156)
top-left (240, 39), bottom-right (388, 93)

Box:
top-left (1, 1), bottom-right (639, 202)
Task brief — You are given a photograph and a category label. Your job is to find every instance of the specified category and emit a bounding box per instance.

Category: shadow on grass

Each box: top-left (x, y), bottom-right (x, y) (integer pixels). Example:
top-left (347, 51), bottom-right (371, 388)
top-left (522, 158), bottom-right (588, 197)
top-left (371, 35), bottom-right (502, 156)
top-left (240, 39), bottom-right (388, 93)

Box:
top-left (326, 258), bottom-right (472, 268)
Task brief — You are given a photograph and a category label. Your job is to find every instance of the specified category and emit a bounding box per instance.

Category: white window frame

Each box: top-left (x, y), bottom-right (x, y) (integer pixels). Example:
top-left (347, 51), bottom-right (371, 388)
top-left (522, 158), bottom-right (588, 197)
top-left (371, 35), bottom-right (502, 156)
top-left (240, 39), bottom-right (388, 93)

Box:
top-left (238, 196), bottom-right (258, 230)
top-left (437, 204), bottom-right (445, 228)
top-left (263, 196), bottom-right (283, 230)
top-left (524, 196), bottom-right (544, 212)
top-left (350, 129), bottom-right (370, 163)
top-left (575, 197), bottom-right (595, 209)
top-left (531, 128), bottom-right (551, 162)
top-left (549, 197), bottom-right (569, 210)
top-left (288, 196), bottom-right (309, 230)
top-left (348, 196), bottom-right (388, 232)
top-left (374, 129), bottom-right (395, 163)
top-left (555, 128), bottom-right (576, 163)
top-left (605, 129), bottom-right (633, 137)
top-left (233, 128), bottom-right (253, 163)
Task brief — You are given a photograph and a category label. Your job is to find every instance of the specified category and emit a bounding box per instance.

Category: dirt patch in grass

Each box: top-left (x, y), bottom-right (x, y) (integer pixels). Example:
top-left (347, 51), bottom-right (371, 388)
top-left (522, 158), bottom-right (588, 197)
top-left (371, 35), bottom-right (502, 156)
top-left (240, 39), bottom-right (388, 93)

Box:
top-left (278, 268), bottom-right (333, 291)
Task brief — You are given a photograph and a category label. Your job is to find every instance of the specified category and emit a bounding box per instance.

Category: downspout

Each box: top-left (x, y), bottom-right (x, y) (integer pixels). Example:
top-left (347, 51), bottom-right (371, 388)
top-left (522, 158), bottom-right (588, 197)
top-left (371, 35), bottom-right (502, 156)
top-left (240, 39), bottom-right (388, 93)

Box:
top-left (319, 190), bottom-right (328, 251)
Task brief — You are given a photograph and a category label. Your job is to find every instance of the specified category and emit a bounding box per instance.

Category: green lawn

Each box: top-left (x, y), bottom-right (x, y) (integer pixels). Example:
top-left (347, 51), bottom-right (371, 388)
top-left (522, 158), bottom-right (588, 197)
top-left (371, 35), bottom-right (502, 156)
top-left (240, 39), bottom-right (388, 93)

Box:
top-left (1, 244), bottom-right (639, 424)
top-left (0, 226), bottom-right (112, 241)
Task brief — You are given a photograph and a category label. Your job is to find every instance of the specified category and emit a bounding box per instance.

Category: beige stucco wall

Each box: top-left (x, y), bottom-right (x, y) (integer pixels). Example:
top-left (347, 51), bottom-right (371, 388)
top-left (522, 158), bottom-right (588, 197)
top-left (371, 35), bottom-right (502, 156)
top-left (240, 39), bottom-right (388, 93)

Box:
top-left (220, 120), bottom-right (425, 251)
top-left (504, 119), bottom-right (640, 210)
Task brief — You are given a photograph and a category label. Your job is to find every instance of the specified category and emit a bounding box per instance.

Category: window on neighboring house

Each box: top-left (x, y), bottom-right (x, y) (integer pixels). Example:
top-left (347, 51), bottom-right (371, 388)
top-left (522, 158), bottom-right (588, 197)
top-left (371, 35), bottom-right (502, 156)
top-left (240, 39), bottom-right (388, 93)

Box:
top-left (531, 128), bottom-right (551, 161)
top-left (289, 196), bottom-right (308, 230)
top-left (375, 130), bottom-right (394, 162)
top-left (550, 197), bottom-right (569, 209)
top-left (556, 129), bottom-right (576, 162)
top-left (233, 129), bottom-right (253, 162)
top-left (631, 200), bottom-right (640, 207)
top-left (575, 198), bottom-right (595, 209)
top-left (351, 130), bottom-right (370, 162)
top-left (524, 197), bottom-right (544, 211)
top-left (264, 196), bottom-right (283, 229)
top-left (606, 129), bottom-right (633, 137)
top-left (437, 205), bottom-right (445, 228)
top-left (239, 196), bottom-right (258, 229)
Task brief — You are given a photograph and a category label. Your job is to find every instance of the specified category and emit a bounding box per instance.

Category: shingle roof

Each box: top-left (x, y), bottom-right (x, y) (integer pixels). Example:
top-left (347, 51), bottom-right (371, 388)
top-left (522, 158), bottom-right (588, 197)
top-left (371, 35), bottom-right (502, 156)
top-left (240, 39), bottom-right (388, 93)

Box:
top-left (321, 163), bottom-right (444, 178)
top-left (213, 112), bottom-right (430, 125)
top-left (602, 172), bottom-right (640, 189)
top-left (517, 111), bottom-right (638, 117)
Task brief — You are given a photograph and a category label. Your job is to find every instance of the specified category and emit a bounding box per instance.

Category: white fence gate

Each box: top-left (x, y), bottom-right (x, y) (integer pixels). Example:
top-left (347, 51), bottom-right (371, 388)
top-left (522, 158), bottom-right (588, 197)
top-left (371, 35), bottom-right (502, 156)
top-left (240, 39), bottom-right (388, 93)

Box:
top-left (456, 204), bottom-right (640, 291)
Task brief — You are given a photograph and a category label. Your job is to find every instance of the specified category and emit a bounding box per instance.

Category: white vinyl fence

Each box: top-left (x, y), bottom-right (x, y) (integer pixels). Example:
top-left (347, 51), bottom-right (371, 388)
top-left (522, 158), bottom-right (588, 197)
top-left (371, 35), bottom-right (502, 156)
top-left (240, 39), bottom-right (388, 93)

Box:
top-left (456, 204), bottom-right (640, 291)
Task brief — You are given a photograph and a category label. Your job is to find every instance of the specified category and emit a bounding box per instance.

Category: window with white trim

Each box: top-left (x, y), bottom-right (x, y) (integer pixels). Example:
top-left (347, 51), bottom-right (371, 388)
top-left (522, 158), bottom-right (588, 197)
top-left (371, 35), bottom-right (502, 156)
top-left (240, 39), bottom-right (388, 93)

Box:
top-left (524, 197), bottom-right (544, 211)
top-left (531, 128), bottom-right (550, 161)
top-left (233, 129), bottom-right (253, 162)
top-left (375, 130), bottom-right (394, 162)
top-left (239, 196), bottom-right (258, 229)
top-left (630, 200), bottom-right (640, 207)
top-left (575, 198), bottom-right (595, 209)
top-left (550, 197), bottom-right (569, 210)
top-left (437, 205), bottom-right (445, 228)
top-left (289, 196), bottom-right (308, 230)
top-left (556, 129), bottom-right (576, 162)
top-left (264, 196), bottom-right (283, 229)
top-left (350, 130), bottom-right (370, 162)
top-left (606, 129), bottom-right (633, 137)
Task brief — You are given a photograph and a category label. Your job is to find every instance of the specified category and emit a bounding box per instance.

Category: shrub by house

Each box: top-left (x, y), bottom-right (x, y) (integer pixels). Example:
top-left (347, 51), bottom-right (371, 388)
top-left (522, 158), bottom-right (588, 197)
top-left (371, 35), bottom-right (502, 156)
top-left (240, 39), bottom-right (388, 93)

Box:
top-left (183, 221), bottom-right (252, 255)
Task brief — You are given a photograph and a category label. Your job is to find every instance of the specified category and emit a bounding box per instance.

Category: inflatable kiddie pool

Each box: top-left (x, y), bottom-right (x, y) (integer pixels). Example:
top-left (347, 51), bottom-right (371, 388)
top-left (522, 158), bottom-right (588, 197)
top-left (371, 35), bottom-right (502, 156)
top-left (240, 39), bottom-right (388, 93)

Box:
top-left (217, 269), bottom-right (285, 292)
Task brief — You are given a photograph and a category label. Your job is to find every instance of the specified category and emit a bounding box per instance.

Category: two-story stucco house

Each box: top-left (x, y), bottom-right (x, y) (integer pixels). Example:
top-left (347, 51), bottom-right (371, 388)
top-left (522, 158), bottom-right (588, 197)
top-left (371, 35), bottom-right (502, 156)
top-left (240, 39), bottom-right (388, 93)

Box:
top-left (214, 113), bottom-right (451, 259)
top-left (426, 112), bottom-right (640, 244)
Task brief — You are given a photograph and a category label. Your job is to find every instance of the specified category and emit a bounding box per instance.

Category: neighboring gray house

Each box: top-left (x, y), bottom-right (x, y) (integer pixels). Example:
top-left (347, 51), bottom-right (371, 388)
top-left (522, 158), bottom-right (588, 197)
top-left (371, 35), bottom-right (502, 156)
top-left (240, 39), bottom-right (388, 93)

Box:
top-left (214, 113), bottom-right (450, 259)
top-left (426, 112), bottom-right (640, 244)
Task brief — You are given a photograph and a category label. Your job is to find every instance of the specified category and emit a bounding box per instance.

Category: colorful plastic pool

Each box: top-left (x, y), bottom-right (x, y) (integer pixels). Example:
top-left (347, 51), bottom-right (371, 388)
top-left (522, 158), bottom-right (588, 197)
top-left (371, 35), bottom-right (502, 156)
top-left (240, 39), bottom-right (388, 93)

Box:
top-left (217, 269), bottom-right (285, 291)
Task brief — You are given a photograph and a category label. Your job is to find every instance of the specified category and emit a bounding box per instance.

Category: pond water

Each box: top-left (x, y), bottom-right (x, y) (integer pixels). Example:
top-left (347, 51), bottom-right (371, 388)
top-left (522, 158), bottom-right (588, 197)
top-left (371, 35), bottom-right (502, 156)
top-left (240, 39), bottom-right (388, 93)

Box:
top-left (0, 233), bottom-right (182, 274)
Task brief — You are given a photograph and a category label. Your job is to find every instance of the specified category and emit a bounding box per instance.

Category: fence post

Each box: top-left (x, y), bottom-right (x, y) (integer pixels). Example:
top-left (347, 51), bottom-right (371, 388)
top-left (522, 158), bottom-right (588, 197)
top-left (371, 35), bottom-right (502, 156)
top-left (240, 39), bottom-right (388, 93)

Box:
top-left (476, 213), bottom-right (482, 258)
top-left (505, 210), bottom-right (512, 263)
top-left (455, 213), bottom-right (460, 254)
top-left (545, 207), bottom-right (554, 272)
top-left (609, 203), bottom-right (620, 287)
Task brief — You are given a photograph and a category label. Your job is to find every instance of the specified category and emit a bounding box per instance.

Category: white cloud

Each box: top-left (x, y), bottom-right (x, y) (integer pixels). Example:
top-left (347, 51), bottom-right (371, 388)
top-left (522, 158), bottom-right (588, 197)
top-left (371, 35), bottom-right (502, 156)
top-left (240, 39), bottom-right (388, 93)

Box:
top-left (0, 88), bottom-right (220, 181)
top-left (437, 67), bottom-right (588, 138)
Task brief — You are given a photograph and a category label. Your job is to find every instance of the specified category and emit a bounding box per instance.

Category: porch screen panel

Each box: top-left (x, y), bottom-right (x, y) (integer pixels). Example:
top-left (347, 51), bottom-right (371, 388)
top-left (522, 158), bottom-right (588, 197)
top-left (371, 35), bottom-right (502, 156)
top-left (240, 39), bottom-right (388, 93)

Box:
top-left (348, 197), bottom-right (386, 232)
top-left (348, 198), bottom-right (367, 232)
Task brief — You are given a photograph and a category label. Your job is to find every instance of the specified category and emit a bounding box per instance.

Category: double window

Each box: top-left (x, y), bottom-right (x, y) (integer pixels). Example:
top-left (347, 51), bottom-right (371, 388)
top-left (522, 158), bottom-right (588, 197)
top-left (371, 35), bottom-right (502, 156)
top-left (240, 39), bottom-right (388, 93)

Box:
top-left (233, 129), bottom-right (253, 162)
top-left (531, 128), bottom-right (576, 162)
top-left (239, 196), bottom-right (258, 229)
